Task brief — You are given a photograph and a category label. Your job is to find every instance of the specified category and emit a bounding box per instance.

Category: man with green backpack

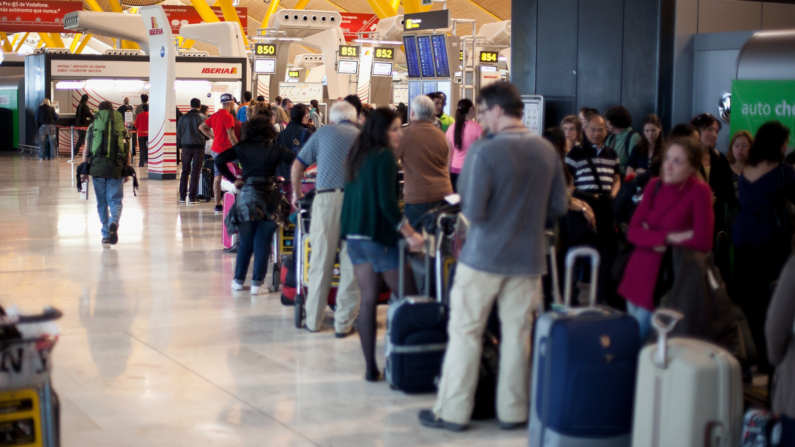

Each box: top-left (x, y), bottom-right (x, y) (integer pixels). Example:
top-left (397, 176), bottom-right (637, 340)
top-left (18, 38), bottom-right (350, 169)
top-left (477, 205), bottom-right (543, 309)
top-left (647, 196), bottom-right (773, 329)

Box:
top-left (79, 101), bottom-right (131, 246)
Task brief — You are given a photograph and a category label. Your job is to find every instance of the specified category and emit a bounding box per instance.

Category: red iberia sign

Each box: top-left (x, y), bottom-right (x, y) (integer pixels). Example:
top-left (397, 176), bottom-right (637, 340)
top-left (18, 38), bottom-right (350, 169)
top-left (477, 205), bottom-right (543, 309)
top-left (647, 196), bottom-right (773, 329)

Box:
top-left (201, 67), bottom-right (238, 74)
top-left (149, 16), bottom-right (163, 35)
top-left (0, 1), bottom-right (82, 33)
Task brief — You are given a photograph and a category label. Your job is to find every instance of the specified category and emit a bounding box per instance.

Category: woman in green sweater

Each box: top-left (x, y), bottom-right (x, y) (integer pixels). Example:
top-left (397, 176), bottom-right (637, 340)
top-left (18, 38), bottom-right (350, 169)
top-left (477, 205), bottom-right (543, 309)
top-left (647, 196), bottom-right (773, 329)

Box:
top-left (341, 107), bottom-right (425, 381)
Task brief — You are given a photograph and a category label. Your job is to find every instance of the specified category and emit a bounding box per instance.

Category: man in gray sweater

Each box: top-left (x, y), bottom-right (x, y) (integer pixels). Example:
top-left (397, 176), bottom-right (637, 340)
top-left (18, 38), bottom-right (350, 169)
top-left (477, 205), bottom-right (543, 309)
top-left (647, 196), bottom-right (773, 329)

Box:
top-left (419, 82), bottom-right (568, 431)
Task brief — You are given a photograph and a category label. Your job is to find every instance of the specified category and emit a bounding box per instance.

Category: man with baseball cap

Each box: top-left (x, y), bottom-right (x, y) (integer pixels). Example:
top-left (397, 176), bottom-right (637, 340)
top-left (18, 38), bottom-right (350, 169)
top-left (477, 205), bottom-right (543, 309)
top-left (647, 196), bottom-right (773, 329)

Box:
top-left (199, 93), bottom-right (239, 213)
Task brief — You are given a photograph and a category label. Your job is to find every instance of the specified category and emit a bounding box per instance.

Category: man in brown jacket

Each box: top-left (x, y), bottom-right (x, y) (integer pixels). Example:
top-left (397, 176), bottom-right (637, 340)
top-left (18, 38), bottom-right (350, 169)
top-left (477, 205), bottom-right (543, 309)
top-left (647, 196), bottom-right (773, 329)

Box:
top-left (394, 95), bottom-right (453, 229)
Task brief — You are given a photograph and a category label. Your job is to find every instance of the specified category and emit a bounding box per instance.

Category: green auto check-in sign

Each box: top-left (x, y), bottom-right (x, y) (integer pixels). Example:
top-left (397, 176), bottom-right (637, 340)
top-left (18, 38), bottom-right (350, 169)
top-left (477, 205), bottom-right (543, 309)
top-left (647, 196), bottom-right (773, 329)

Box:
top-left (731, 80), bottom-right (795, 147)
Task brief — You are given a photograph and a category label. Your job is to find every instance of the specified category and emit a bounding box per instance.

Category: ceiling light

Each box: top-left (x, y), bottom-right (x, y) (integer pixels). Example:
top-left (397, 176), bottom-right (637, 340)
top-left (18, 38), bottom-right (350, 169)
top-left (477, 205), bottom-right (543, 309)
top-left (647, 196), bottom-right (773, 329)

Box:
top-left (56, 81), bottom-right (86, 90)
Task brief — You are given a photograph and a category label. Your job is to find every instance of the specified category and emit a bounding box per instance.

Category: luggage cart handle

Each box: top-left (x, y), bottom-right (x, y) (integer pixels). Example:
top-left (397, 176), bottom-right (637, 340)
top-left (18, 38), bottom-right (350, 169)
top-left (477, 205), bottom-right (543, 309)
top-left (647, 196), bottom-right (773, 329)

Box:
top-left (398, 239), bottom-right (431, 301)
top-left (651, 309), bottom-right (683, 369)
top-left (563, 247), bottom-right (600, 307)
top-left (0, 307), bottom-right (62, 327)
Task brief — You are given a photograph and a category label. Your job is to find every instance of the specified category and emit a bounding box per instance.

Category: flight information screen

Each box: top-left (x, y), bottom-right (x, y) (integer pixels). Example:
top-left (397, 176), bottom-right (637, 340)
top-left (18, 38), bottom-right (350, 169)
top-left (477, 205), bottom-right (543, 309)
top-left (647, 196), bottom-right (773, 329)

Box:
top-left (403, 36), bottom-right (421, 78)
top-left (431, 35), bottom-right (450, 78)
top-left (408, 80), bottom-right (423, 111)
top-left (417, 36), bottom-right (436, 78)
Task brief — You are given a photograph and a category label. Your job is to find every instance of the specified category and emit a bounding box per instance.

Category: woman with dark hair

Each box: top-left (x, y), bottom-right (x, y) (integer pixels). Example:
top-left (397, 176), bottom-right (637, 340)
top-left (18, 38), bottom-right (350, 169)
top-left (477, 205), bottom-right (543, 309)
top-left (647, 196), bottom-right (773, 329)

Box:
top-left (733, 121), bottom-right (795, 375)
top-left (627, 114), bottom-right (664, 176)
top-left (36, 98), bottom-right (59, 160)
top-left (446, 99), bottom-right (482, 191)
top-left (340, 107), bottom-right (424, 382)
top-left (215, 116), bottom-right (296, 296)
top-left (691, 113), bottom-right (735, 234)
top-left (618, 137), bottom-right (714, 341)
top-left (73, 94), bottom-right (93, 157)
top-left (725, 130), bottom-right (753, 236)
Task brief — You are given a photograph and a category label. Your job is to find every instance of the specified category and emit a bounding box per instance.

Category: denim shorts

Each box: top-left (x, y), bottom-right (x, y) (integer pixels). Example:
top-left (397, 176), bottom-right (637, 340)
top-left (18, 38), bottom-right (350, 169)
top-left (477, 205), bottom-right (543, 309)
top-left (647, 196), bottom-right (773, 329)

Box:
top-left (210, 151), bottom-right (221, 177)
top-left (346, 238), bottom-right (400, 273)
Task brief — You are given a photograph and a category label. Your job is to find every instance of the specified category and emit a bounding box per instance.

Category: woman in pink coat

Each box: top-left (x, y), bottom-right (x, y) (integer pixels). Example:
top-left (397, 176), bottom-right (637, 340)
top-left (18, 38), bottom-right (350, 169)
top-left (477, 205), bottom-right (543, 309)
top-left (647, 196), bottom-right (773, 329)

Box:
top-left (618, 136), bottom-right (714, 340)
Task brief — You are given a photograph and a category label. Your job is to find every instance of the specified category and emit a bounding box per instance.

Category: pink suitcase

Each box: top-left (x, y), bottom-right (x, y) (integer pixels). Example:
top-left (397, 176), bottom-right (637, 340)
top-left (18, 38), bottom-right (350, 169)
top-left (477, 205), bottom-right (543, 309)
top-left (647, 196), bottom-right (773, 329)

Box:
top-left (222, 192), bottom-right (237, 249)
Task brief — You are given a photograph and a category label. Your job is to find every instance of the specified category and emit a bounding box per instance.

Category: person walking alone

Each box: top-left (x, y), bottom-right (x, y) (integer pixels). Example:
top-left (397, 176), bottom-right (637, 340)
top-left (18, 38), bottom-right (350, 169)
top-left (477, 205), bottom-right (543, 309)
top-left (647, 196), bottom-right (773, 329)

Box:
top-left (73, 94), bottom-right (93, 157)
top-left (36, 98), bottom-right (58, 160)
top-left (177, 98), bottom-right (208, 204)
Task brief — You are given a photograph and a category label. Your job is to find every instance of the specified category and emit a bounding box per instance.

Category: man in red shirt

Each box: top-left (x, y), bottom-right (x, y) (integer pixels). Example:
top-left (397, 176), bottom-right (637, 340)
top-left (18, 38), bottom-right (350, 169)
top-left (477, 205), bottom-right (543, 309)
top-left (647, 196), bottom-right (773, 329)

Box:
top-left (133, 104), bottom-right (149, 167)
top-left (199, 93), bottom-right (239, 213)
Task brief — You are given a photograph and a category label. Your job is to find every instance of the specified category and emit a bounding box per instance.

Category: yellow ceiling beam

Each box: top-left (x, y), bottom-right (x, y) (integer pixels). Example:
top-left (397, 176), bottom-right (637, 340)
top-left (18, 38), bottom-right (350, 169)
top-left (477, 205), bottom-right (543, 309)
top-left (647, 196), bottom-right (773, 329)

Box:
top-left (48, 33), bottom-right (66, 48)
top-left (389, 0), bottom-right (400, 11)
top-left (84, 0), bottom-right (103, 12)
top-left (75, 34), bottom-right (92, 54)
top-left (216, 0), bottom-right (249, 45)
top-left (69, 33), bottom-right (82, 52)
top-left (295, 0), bottom-right (310, 9)
top-left (0, 33), bottom-right (12, 52)
top-left (402, 0), bottom-right (422, 14)
top-left (262, 0), bottom-right (280, 28)
top-left (366, 0), bottom-right (397, 19)
top-left (10, 33), bottom-right (20, 47)
top-left (107, 0), bottom-right (122, 12)
top-left (191, 0), bottom-right (221, 23)
top-left (38, 33), bottom-right (56, 48)
top-left (13, 32), bottom-right (29, 52)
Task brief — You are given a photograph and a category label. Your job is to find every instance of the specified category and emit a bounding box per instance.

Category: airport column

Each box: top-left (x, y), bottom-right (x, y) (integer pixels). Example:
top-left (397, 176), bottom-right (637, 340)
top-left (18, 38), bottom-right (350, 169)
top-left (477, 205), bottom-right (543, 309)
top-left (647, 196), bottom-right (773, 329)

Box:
top-left (140, 5), bottom-right (178, 180)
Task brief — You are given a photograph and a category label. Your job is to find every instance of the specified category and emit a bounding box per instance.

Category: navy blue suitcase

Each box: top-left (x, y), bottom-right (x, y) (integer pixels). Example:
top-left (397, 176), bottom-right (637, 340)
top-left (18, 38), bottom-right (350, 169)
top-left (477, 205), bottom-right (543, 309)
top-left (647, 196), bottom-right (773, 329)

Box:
top-left (385, 240), bottom-right (448, 393)
top-left (529, 247), bottom-right (641, 447)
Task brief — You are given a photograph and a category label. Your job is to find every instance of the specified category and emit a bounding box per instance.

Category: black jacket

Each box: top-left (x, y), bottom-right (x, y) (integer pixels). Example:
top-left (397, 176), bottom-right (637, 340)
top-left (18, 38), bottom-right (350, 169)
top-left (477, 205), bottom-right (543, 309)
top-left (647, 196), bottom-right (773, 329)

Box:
top-left (36, 105), bottom-right (58, 126)
top-left (75, 102), bottom-right (93, 127)
top-left (704, 148), bottom-right (736, 234)
top-left (176, 109), bottom-right (207, 147)
top-left (275, 121), bottom-right (312, 178)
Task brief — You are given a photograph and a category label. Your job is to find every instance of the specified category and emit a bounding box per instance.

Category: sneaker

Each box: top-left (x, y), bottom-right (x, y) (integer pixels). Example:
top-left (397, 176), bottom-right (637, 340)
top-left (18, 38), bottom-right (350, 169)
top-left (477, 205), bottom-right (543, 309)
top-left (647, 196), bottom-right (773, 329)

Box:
top-left (108, 222), bottom-right (119, 245)
top-left (335, 328), bottom-right (355, 339)
top-left (101, 238), bottom-right (110, 246)
top-left (417, 409), bottom-right (467, 432)
top-left (188, 199), bottom-right (199, 205)
top-left (215, 204), bottom-right (223, 213)
top-left (498, 420), bottom-right (528, 430)
top-left (231, 281), bottom-right (244, 291)
top-left (223, 244), bottom-right (238, 254)
top-left (251, 285), bottom-right (270, 295)
top-left (179, 197), bottom-right (186, 204)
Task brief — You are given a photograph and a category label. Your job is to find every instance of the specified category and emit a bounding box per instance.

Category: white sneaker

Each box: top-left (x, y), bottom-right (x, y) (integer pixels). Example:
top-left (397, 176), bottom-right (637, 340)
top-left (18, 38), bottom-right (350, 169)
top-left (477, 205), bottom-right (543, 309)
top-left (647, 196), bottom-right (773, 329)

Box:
top-left (231, 281), bottom-right (244, 291)
top-left (251, 285), bottom-right (271, 295)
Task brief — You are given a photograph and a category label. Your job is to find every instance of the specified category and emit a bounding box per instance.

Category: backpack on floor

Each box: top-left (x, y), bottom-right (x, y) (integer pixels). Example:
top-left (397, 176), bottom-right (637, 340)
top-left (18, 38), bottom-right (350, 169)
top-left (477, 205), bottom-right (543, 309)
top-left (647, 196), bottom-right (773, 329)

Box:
top-left (89, 109), bottom-right (127, 179)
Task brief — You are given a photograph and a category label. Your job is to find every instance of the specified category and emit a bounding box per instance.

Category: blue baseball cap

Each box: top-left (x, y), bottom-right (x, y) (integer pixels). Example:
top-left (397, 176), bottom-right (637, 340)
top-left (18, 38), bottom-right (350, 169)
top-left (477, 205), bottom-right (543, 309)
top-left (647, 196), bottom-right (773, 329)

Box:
top-left (220, 93), bottom-right (237, 104)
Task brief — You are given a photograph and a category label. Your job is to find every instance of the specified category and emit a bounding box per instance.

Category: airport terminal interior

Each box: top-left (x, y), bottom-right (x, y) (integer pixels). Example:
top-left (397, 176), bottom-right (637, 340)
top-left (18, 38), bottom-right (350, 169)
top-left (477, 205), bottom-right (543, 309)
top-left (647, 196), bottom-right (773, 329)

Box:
top-left (3, 0), bottom-right (795, 446)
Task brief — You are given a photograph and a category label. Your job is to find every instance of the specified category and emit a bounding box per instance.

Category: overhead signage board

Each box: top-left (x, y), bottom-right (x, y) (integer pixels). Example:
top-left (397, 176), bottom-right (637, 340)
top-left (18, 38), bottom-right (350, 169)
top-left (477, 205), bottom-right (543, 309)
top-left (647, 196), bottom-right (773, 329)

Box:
top-left (374, 47), bottom-right (394, 60)
top-left (480, 51), bottom-right (499, 63)
top-left (287, 70), bottom-right (300, 78)
top-left (731, 80), bottom-right (795, 144)
top-left (0, 1), bottom-right (81, 33)
top-left (162, 6), bottom-right (247, 35)
top-left (50, 60), bottom-right (244, 79)
top-left (404, 9), bottom-right (450, 32)
top-left (339, 13), bottom-right (379, 42)
top-left (254, 43), bottom-right (276, 57)
top-left (339, 45), bottom-right (359, 58)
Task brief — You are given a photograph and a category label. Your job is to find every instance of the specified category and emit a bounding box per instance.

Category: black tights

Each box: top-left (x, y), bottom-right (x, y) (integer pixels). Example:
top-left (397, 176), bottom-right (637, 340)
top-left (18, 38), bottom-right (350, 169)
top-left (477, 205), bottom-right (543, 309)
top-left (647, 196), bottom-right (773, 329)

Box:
top-left (353, 263), bottom-right (417, 377)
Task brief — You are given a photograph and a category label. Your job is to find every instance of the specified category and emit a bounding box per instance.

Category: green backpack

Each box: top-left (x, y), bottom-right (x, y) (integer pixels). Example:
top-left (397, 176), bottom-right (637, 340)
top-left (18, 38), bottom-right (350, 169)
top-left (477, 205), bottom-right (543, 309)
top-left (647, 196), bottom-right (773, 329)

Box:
top-left (89, 110), bottom-right (127, 179)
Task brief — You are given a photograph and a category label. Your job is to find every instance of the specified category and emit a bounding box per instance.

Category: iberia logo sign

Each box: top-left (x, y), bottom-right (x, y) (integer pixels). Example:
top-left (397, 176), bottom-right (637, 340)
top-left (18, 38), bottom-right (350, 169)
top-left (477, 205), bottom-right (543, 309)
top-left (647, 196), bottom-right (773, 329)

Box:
top-left (202, 67), bottom-right (238, 74)
top-left (149, 17), bottom-right (164, 35)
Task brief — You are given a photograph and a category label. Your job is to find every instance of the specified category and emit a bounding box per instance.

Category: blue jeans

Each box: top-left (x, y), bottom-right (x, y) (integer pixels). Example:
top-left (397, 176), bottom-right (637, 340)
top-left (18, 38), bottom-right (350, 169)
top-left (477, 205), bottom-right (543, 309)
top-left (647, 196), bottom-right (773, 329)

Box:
top-left (92, 177), bottom-right (124, 239)
top-left (346, 239), bottom-right (400, 273)
top-left (627, 302), bottom-right (653, 343)
top-left (235, 220), bottom-right (277, 286)
top-left (404, 200), bottom-right (446, 230)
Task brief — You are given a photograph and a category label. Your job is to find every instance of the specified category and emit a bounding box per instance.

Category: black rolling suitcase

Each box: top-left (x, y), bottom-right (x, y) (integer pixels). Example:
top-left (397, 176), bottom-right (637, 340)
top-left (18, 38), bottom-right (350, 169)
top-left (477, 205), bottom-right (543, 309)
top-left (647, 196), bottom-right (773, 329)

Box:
top-left (196, 167), bottom-right (213, 202)
top-left (385, 240), bottom-right (448, 393)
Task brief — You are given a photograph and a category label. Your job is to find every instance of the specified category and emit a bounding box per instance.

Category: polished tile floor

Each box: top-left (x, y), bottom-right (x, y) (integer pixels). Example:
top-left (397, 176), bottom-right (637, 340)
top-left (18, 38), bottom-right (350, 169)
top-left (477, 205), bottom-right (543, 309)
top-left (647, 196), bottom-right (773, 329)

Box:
top-left (0, 155), bottom-right (526, 447)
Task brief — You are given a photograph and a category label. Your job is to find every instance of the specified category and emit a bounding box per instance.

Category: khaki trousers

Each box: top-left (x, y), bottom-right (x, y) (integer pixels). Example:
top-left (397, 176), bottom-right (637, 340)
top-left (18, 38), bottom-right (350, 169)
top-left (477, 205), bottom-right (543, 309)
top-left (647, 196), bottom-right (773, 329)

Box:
top-left (433, 263), bottom-right (542, 425)
top-left (305, 191), bottom-right (361, 332)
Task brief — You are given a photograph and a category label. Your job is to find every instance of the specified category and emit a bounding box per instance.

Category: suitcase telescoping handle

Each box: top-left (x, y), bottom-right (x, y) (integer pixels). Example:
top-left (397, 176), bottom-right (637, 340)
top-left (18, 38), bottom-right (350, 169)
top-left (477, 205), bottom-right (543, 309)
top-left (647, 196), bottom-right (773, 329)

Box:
top-left (0, 307), bottom-right (62, 327)
top-left (398, 239), bottom-right (432, 301)
top-left (563, 247), bottom-right (600, 307)
top-left (545, 231), bottom-right (562, 305)
top-left (651, 309), bottom-right (684, 369)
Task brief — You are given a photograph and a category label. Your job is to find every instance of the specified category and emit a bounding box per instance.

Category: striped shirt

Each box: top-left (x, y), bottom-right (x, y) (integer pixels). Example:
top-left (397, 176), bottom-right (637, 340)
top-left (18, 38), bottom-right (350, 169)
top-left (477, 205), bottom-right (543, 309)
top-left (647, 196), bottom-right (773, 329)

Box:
top-left (565, 144), bottom-right (621, 193)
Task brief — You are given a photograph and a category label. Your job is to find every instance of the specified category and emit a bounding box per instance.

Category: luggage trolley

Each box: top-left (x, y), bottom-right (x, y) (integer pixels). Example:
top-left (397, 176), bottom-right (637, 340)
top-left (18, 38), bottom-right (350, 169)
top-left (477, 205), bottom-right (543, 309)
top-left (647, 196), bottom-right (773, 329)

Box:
top-left (0, 307), bottom-right (63, 447)
top-left (433, 212), bottom-right (468, 303)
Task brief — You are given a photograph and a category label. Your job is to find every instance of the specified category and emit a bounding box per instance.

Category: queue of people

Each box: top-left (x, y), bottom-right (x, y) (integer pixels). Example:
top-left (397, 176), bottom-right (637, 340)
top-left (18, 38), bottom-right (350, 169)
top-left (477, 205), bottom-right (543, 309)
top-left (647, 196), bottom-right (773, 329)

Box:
top-left (68, 81), bottom-right (795, 440)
